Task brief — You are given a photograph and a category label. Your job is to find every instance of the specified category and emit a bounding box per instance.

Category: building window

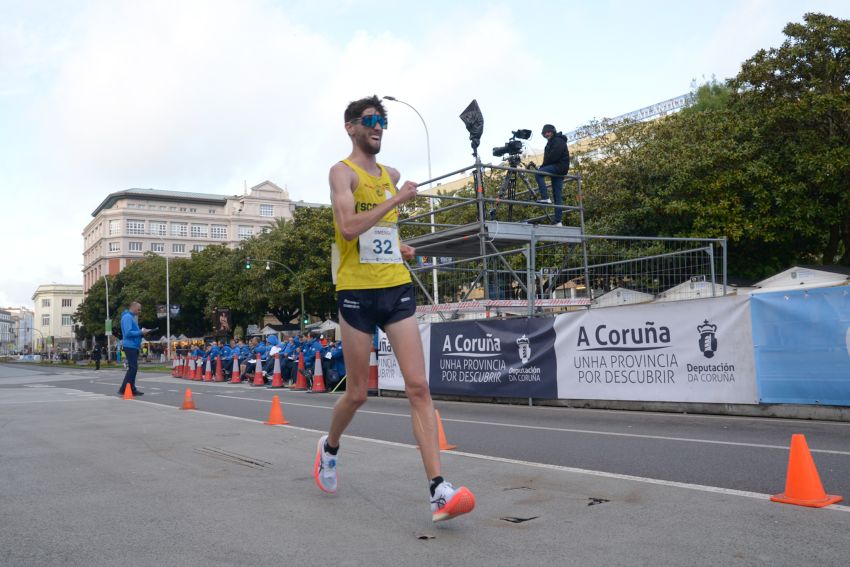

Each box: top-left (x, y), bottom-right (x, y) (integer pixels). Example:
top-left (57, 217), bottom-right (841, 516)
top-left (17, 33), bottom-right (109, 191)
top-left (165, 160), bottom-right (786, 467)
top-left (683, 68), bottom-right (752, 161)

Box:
top-left (160, 205), bottom-right (167, 210)
top-left (189, 207), bottom-right (197, 213)
top-left (171, 222), bottom-right (187, 237)
top-left (150, 221), bottom-right (166, 236)
top-left (179, 207), bottom-right (187, 212)
top-left (129, 242), bottom-right (143, 252)
top-left (191, 224), bottom-right (208, 238)
top-left (208, 209), bottom-right (216, 214)
top-left (42, 315), bottom-right (50, 326)
top-left (169, 206), bottom-right (177, 211)
top-left (148, 204), bottom-right (156, 209)
top-left (109, 242), bottom-right (120, 252)
top-left (62, 314), bottom-right (73, 326)
top-left (109, 220), bottom-right (121, 235)
top-left (127, 203), bottom-right (135, 208)
top-left (211, 225), bottom-right (227, 239)
top-left (238, 226), bottom-right (253, 240)
top-left (192, 244), bottom-right (206, 252)
top-left (260, 204), bottom-right (274, 217)
top-left (62, 299), bottom-right (72, 308)
top-left (42, 299), bottom-right (50, 308)
top-left (151, 242), bottom-right (164, 252)
top-left (173, 243), bottom-right (185, 253)
top-left (126, 219), bottom-right (145, 235)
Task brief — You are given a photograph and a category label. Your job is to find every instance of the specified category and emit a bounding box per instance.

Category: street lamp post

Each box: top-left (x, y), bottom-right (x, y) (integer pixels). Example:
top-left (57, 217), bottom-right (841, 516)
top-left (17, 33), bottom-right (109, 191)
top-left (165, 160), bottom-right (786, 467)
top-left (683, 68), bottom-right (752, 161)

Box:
top-left (256, 258), bottom-right (306, 335)
top-left (382, 95), bottom-right (439, 304)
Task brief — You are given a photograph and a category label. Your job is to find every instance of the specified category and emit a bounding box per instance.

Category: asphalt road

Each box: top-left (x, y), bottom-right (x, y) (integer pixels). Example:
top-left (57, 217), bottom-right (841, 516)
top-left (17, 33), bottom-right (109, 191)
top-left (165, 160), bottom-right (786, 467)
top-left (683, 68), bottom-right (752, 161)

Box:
top-left (3, 362), bottom-right (849, 499)
top-left (3, 361), bottom-right (850, 567)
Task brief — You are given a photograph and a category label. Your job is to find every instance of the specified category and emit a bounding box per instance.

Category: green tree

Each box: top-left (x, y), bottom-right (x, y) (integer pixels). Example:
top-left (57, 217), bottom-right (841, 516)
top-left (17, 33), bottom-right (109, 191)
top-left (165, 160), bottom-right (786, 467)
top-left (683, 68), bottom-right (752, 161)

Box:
top-left (248, 207), bottom-right (337, 325)
top-left (572, 13), bottom-right (850, 278)
top-left (730, 12), bottom-right (850, 264)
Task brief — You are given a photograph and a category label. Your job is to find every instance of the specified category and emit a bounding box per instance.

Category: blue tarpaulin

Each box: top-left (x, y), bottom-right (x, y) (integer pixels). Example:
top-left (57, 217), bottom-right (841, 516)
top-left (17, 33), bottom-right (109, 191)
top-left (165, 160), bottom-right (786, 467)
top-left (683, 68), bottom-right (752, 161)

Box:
top-left (751, 286), bottom-right (850, 405)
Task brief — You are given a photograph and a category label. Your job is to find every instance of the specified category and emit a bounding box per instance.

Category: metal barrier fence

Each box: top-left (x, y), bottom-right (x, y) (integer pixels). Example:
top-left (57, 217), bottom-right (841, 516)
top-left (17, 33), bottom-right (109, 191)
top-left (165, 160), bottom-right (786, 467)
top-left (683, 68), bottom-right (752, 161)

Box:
top-left (399, 159), bottom-right (726, 321)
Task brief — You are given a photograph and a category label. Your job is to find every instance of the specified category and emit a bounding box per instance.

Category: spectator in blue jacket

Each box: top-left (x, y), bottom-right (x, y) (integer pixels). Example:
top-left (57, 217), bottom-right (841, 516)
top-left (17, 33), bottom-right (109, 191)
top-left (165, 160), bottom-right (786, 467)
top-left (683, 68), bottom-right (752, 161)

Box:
top-left (117, 301), bottom-right (150, 396)
top-left (301, 332), bottom-right (322, 377)
top-left (262, 335), bottom-right (282, 376)
top-left (282, 335), bottom-right (301, 384)
top-left (328, 340), bottom-right (345, 390)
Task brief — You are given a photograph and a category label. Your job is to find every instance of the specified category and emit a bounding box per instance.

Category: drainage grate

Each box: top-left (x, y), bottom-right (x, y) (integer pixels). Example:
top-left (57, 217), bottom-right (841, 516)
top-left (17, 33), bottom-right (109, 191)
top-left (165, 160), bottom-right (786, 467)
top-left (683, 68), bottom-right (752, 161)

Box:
top-left (194, 447), bottom-right (272, 469)
top-left (587, 497), bottom-right (610, 506)
top-left (503, 486), bottom-right (536, 492)
top-left (500, 516), bottom-right (539, 524)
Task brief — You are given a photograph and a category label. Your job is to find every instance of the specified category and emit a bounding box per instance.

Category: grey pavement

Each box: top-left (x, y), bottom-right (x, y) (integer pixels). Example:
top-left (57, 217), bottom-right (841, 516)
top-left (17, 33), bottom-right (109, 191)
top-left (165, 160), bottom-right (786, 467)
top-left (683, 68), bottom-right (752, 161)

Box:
top-left (1, 379), bottom-right (849, 567)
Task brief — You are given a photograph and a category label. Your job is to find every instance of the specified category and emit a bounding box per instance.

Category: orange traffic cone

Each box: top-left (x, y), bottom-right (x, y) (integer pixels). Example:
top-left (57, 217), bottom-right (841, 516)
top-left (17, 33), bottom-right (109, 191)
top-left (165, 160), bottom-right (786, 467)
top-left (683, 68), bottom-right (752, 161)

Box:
top-left (269, 354), bottom-right (284, 388)
top-left (184, 356), bottom-right (192, 379)
top-left (435, 409), bottom-right (457, 451)
top-left (122, 383), bottom-right (134, 400)
top-left (264, 395), bottom-right (289, 425)
top-left (203, 357), bottom-right (213, 382)
top-left (230, 355), bottom-right (242, 383)
top-left (180, 388), bottom-right (196, 410)
top-left (171, 357), bottom-right (179, 377)
top-left (252, 353), bottom-right (265, 386)
top-left (194, 356), bottom-right (203, 380)
top-left (771, 434), bottom-right (843, 508)
top-left (180, 355), bottom-right (188, 379)
top-left (291, 352), bottom-right (308, 391)
top-left (214, 355), bottom-right (224, 382)
top-left (367, 345), bottom-right (379, 396)
top-left (308, 351), bottom-right (327, 393)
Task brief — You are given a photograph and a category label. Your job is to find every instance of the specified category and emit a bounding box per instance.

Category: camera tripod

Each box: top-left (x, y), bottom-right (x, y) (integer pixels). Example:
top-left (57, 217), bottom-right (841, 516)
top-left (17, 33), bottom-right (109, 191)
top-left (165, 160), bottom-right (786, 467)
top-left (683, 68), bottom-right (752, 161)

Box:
top-left (488, 154), bottom-right (550, 223)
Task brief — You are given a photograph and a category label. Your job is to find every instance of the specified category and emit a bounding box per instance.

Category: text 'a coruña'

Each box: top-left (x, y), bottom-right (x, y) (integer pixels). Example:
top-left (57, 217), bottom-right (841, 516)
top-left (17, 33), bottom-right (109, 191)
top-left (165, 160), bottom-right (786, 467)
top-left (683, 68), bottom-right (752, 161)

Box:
top-left (442, 333), bottom-right (502, 354)
top-left (577, 322), bottom-right (671, 349)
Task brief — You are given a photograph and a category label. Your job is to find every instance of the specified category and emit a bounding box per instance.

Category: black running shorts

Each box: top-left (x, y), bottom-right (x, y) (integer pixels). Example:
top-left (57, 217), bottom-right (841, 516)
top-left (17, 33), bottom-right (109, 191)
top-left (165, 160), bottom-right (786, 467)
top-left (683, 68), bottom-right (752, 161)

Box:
top-left (337, 283), bottom-right (416, 334)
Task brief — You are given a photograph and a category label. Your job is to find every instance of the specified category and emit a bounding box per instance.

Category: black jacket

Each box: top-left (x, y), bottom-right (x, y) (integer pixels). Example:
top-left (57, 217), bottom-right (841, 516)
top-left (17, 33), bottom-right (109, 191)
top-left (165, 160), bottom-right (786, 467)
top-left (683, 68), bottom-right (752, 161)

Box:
top-left (542, 133), bottom-right (570, 175)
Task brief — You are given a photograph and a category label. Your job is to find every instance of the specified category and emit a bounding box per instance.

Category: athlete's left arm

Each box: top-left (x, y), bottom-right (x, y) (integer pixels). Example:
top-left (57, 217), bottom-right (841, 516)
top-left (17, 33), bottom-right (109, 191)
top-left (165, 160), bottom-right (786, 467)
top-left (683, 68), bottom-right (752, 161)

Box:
top-left (387, 167), bottom-right (417, 260)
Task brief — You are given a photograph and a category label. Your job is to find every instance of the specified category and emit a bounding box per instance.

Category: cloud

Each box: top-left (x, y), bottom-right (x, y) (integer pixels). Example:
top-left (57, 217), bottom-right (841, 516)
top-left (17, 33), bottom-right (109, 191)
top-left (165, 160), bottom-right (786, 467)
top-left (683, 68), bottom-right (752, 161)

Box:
top-left (1, 0), bottom-right (547, 307)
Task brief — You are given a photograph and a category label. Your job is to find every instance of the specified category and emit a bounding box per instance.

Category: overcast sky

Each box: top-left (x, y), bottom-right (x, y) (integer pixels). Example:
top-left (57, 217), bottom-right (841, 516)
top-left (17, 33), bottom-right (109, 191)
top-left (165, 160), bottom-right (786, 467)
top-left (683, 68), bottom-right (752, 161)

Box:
top-left (1, 0), bottom-right (847, 309)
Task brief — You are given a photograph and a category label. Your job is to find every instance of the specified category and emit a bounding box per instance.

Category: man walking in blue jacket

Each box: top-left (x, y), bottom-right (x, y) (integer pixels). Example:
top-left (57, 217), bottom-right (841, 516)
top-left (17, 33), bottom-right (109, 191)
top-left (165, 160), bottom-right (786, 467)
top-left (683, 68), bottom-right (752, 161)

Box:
top-left (118, 301), bottom-right (150, 396)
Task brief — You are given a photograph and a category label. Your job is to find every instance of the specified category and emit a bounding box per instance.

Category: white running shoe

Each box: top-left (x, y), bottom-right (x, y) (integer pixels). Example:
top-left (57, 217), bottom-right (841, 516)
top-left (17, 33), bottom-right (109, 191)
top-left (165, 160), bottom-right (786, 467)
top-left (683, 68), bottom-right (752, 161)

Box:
top-left (313, 435), bottom-right (338, 493)
top-left (537, 198), bottom-right (552, 204)
top-left (431, 481), bottom-right (475, 522)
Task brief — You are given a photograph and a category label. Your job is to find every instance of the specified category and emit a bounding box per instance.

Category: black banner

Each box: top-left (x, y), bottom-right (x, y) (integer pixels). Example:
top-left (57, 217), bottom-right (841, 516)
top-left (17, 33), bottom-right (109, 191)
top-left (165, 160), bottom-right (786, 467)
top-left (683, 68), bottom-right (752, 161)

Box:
top-left (429, 318), bottom-right (557, 399)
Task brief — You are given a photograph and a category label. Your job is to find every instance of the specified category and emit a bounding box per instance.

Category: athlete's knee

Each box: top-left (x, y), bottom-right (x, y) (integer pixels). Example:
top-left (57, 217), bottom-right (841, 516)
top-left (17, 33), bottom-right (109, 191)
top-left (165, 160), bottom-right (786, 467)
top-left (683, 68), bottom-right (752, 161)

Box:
top-left (344, 385), bottom-right (368, 408)
top-left (405, 378), bottom-right (431, 404)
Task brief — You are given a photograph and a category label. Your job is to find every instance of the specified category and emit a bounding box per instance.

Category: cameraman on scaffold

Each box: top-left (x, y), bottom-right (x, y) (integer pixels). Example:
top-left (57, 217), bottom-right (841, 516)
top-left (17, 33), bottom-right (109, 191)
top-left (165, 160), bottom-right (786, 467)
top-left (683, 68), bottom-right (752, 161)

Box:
top-left (535, 124), bottom-right (570, 227)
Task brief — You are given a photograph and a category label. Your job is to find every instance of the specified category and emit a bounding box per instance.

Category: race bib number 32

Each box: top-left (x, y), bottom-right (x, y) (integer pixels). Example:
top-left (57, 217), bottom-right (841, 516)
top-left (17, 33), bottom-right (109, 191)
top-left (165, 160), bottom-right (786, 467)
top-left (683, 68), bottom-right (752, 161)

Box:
top-left (359, 225), bottom-right (402, 264)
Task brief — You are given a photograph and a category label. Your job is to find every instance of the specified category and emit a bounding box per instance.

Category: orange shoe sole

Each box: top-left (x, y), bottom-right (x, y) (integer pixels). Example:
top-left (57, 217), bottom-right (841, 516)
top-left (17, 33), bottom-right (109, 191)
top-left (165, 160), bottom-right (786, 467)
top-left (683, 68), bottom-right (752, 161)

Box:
top-left (433, 486), bottom-right (475, 522)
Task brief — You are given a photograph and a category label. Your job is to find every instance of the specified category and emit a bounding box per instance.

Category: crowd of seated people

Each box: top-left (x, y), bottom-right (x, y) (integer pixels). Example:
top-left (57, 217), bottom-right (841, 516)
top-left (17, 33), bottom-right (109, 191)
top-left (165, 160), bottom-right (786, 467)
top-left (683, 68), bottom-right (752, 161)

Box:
top-left (182, 331), bottom-right (346, 391)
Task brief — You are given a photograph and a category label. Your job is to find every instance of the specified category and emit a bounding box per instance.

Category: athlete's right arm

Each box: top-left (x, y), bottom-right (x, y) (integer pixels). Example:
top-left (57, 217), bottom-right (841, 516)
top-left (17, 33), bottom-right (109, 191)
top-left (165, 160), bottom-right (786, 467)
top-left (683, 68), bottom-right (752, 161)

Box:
top-left (329, 163), bottom-right (417, 241)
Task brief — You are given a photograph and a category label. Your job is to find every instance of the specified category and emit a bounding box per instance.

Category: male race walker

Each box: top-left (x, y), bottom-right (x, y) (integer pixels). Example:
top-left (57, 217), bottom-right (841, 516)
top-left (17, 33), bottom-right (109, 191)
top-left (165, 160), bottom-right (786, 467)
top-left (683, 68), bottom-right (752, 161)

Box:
top-left (314, 95), bottom-right (475, 522)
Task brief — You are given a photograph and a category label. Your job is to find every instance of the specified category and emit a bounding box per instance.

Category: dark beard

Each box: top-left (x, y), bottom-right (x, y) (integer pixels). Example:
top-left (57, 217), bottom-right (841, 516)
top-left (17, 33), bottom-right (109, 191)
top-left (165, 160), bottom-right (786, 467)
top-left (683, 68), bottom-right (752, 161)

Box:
top-left (356, 131), bottom-right (381, 155)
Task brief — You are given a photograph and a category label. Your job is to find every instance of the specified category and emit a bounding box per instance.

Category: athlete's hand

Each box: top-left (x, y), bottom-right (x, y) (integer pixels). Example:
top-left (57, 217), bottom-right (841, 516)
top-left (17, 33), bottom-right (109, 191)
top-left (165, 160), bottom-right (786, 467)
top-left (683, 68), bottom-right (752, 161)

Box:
top-left (400, 243), bottom-right (416, 260)
top-left (396, 181), bottom-right (418, 204)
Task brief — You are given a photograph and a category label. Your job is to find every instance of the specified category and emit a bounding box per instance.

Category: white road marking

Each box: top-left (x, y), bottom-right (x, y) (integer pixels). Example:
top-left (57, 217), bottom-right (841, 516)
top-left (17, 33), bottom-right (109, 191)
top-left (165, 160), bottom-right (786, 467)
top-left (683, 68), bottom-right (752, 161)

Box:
top-left (212, 394), bottom-right (850, 456)
top-left (132, 398), bottom-right (850, 513)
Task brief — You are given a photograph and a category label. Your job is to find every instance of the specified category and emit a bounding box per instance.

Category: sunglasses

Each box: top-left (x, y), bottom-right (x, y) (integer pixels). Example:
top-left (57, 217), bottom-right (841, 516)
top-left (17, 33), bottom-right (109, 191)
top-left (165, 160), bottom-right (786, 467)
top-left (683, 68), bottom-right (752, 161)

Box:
top-left (351, 114), bottom-right (387, 129)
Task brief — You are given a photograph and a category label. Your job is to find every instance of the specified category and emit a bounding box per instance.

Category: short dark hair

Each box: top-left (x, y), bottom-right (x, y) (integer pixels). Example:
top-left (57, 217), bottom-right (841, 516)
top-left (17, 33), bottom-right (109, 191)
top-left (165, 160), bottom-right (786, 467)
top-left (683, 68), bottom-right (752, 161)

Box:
top-left (344, 95), bottom-right (386, 123)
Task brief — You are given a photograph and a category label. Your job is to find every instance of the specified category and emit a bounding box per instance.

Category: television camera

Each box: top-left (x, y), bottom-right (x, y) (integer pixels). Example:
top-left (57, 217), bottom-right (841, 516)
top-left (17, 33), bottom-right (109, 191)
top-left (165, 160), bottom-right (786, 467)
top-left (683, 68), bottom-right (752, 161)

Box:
top-left (492, 129), bottom-right (532, 158)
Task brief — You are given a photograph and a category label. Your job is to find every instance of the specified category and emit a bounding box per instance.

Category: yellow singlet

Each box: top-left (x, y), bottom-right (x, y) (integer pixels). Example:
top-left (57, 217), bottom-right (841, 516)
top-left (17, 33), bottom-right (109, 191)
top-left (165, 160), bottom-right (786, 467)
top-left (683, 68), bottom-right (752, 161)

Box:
top-left (334, 159), bottom-right (412, 291)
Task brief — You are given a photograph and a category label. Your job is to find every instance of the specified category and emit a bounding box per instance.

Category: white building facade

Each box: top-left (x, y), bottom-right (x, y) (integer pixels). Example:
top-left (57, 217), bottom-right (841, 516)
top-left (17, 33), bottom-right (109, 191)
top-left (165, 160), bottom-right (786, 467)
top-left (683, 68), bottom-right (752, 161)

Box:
top-left (31, 284), bottom-right (85, 352)
top-left (6, 307), bottom-right (35, 353)
top-left (0, 309), bottom-right (11, 355)
top-left (82, 181), bottom-right (301, 292)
